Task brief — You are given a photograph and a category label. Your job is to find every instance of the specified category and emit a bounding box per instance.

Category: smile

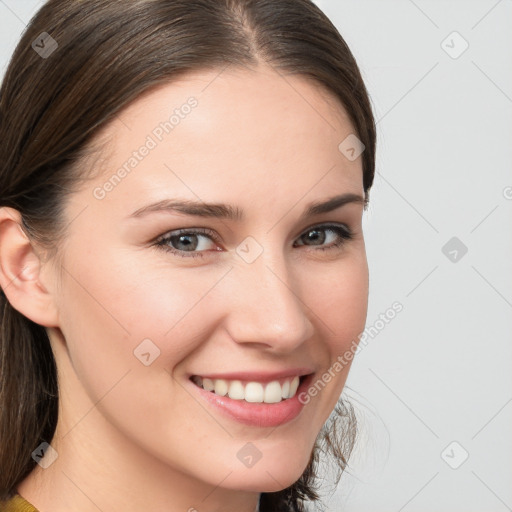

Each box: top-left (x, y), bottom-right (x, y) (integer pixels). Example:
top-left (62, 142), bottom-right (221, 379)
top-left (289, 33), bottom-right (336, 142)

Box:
top-left (189, 373), bottom-right (314, 428)
top-left (190, 375), bottom-right (302, 403)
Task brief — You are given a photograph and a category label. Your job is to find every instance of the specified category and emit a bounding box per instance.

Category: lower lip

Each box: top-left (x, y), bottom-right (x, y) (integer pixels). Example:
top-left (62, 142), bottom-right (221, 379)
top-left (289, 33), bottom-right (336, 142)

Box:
top-left (189, 374), bottom-right (313, 428)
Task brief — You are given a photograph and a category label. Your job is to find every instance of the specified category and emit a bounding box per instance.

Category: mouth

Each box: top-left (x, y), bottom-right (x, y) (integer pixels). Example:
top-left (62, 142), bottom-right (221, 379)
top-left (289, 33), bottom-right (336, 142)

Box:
top-left (190, 374), bottom-right (306, 403)
top-left (188, 373), bottom-right (314, 428)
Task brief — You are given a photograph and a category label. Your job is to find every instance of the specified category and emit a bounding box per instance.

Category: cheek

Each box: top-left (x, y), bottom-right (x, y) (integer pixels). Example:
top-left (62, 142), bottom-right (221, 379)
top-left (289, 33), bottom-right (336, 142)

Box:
top-left (55, 247), bottom-right (231, 469)
top-left (60, 243), bottom-right (214, 349)
top-left (309, 253), bottom-right (369, 350)
top-left (55, 242), bottom-right (216, 416)
top-left (299, 254), bottom-right (368, 415)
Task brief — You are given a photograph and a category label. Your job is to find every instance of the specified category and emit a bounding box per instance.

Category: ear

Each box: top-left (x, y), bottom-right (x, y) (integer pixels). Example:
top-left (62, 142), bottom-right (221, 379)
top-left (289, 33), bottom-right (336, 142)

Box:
top-left (0, 207), bottom-right (59, 327)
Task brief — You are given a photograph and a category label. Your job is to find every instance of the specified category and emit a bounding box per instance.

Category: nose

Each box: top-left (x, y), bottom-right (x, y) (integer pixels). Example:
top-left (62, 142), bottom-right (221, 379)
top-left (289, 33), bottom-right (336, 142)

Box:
top-left (223, 247), bottom-right (315, 353)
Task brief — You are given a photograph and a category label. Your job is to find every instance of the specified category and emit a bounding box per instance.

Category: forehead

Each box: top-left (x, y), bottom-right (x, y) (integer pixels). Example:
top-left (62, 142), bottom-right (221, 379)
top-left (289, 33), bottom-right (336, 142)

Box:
top-left (115, 64), bottom-right (354, 132)
top-left (82, 65), bottom-right (363, 213)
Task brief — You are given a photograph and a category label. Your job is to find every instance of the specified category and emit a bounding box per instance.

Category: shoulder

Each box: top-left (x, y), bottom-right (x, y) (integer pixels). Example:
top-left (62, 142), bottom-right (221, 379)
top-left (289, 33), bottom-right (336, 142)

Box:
top-left (0, 494), bottom-right (39, 512)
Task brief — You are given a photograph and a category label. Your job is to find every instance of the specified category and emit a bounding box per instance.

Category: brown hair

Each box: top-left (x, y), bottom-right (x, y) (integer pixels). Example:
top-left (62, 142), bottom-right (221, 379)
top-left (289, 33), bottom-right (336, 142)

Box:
top-left (0, 0), bottom-right (375, 510)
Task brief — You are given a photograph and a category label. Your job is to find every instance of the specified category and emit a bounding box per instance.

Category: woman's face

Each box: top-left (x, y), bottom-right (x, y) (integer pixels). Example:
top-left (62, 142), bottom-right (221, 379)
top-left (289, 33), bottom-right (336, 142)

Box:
top-left (44, 65), bottom-right (368, 496)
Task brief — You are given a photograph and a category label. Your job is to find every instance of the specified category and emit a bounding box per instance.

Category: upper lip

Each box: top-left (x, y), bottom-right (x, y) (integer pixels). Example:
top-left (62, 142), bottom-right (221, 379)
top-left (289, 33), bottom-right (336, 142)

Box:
top-left (189, 368), bottom-right (314, 383)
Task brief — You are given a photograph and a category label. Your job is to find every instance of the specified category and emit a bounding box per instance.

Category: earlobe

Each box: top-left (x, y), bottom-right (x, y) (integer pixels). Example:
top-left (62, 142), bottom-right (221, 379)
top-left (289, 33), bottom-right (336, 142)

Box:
top-left (0, 206), bottom-right (59, 327)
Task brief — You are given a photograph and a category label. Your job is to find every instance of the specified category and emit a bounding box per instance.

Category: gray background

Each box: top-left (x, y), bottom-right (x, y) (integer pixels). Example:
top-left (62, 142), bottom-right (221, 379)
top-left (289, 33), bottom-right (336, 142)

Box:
top-left (1, 1), bottom-right (511, 511)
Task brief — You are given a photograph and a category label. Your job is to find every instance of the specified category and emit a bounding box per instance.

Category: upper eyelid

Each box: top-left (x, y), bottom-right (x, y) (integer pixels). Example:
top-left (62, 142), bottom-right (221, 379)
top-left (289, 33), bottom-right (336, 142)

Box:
top-left (156, 227), bottom-right (219, 243)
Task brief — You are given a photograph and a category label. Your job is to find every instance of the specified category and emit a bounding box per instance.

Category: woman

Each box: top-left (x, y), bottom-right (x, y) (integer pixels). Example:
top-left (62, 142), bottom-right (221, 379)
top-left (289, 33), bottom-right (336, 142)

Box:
top-left (0, 0), bottom-right (376, 511)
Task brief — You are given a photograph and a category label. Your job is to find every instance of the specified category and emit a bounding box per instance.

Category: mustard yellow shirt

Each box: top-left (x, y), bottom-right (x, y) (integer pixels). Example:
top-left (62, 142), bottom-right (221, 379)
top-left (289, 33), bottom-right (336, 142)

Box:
top-left (0, 494), bottom-right (38, 512)
top-left (1, 493), bottom-right (262, 511)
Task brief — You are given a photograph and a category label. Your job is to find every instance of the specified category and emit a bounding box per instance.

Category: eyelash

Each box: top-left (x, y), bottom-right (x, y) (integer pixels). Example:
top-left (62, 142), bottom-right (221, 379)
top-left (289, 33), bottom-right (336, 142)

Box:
top-left (153, 224), bottom-right (353, 259)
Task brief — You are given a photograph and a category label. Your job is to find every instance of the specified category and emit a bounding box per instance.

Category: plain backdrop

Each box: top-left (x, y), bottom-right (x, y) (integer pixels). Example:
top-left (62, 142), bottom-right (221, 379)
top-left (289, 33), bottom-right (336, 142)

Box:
top-left (1, 1), bottom-right (511, 511)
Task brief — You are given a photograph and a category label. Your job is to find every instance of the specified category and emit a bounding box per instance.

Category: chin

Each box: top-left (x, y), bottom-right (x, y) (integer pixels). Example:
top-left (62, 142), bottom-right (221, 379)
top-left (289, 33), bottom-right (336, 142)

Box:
top-left (221, 450), bottom-right (312, 493)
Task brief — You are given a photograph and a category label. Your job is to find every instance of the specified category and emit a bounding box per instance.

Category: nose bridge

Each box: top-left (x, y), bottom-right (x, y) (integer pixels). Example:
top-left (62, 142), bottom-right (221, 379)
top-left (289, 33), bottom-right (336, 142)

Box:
top-left (225, 239), bottom-right (314, 349)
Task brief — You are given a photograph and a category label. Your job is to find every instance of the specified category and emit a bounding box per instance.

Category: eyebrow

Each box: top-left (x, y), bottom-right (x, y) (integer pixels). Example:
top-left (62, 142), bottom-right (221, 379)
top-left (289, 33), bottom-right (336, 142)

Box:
top-left (128, 192), bottom-right (366, 222)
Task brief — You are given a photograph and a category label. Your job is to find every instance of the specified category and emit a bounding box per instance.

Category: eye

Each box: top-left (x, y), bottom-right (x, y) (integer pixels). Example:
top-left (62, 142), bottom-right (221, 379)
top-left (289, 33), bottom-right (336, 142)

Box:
top-left (294, 224), bottom-right (353, 251)
top-left (154, 228), bottom-right (220, 259)
top-left (153, 223), bottom-right (353, 259)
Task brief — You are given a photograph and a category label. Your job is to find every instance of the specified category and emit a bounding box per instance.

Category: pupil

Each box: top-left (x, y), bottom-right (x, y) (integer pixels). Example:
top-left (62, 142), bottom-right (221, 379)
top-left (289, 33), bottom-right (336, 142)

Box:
top-left (174, 234), bottom-right (197, 251)
top-left (306, 229), bottom-right (325, 245)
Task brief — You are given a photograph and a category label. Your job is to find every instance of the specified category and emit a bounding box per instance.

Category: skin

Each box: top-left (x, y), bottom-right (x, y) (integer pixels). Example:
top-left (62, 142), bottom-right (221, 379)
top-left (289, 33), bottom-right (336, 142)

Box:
top-left (0, 63), bottom-right (368, 512)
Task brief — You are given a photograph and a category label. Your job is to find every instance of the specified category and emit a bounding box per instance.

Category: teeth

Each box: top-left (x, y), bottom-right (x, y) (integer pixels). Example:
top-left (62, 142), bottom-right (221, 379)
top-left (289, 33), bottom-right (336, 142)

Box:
top-left (264, 381), bottom-right (282, 403)
top-left (193, 375), bottom-right (302, 403)
top-left (203, 377), bottom-right (214, 392)
top-left (281, 379), bottom-right (290, 399)
top-left (227, 380), bottom-right (244, 400)
top-left (245, 382), bottom-right (264, 402)
top-left (214, 379), bottom-right (228, 397)
top-left (289, 376), bottom-right (300, 397)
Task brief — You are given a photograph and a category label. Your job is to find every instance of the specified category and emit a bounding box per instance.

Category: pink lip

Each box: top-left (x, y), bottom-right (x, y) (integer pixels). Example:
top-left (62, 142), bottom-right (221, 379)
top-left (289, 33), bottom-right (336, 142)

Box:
top-left (189, 368), bottom-right (314, 384)
top-left (188, 373), bottom-right (314, 428)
